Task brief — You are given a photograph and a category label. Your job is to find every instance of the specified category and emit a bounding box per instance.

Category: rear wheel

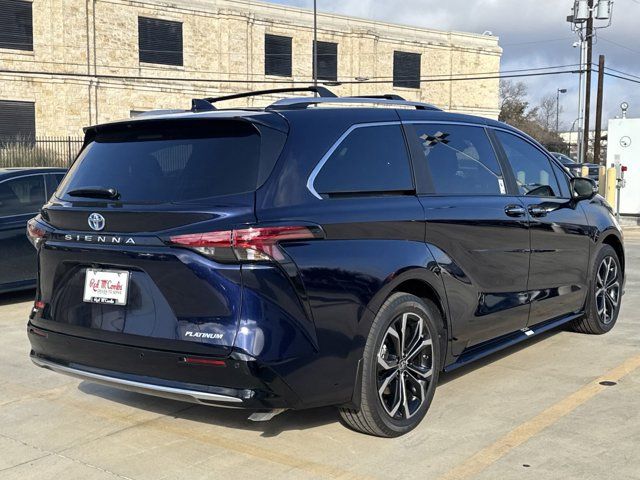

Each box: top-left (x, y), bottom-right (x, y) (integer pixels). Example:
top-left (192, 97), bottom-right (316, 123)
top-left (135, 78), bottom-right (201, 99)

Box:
top-left (339, 293), bottom-right (441, 437)
top-left (572, 244), bottom-right (622, 335)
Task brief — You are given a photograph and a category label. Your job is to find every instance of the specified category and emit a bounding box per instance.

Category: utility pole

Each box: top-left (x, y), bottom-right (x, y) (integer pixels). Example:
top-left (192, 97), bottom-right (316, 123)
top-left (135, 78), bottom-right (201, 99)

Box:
top-left (594, 54), bottom-right (606, 165)
top-left (313, 0), bottom-right (318, 89)
top-left (582, 0), bottom-right (594, 163)
top-left (568, 0), bottom-right (613, 163)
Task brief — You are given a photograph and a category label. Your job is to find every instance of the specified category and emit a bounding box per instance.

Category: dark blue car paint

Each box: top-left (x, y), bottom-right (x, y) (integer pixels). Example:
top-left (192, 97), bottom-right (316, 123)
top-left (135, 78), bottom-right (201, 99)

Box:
top-left (26, 107), bottom-right (624, 411)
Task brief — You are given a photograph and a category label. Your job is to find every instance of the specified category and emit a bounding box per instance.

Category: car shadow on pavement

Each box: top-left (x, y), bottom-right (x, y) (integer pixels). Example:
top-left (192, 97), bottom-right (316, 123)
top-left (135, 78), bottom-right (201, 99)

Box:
top-left (78, 328), bottom-right (564, 437)
top-left (78, 380), bottom-right (339, 437)
top-left (0, 289), bottom-right (35, 307)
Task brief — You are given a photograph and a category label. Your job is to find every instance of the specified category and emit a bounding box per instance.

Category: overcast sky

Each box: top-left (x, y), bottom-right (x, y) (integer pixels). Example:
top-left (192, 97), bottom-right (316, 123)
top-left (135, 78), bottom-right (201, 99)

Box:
top-left (266, 0), bottom-right (640, 130)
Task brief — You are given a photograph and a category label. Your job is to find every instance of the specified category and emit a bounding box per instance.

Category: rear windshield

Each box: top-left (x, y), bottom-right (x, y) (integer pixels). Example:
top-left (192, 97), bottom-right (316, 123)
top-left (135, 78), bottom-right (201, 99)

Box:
top-left (57, 120), bottom-right (285, 204)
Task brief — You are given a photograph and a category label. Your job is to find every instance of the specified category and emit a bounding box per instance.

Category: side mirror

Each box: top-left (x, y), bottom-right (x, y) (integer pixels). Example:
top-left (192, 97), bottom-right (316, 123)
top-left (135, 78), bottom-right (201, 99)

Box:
top-left (570, 177), bottom-right (597, 201)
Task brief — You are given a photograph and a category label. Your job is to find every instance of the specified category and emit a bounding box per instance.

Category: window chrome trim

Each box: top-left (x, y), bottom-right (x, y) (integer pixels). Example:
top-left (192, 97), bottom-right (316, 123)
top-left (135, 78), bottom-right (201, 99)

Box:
top-left (306, 121), bottom-right (402, 199)
top-left (404, 120), bottom-right (487, 128)
top-left (0, 172), bottom-right (46, 185)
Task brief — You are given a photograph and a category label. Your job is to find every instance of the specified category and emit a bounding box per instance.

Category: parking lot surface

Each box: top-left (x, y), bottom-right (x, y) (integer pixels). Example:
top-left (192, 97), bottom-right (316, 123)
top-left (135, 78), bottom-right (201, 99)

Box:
top-left (1, 231), bottom-right (640, 480)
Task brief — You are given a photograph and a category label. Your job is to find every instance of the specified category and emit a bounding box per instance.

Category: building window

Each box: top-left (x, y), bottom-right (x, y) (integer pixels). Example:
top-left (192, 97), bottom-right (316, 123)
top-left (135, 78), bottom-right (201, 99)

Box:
top-left (313, 41), bottom-right (337, 81)
top-left (0, 0), bottom-right (33, 51)
top-left (393, 51), bottom-right (421, 89)
top-left (138, 17), bottom-right (183, 66)
top-left (0, 100), bottom-right (35, 141)
top-left (265, 34), bottom-right (292, 77)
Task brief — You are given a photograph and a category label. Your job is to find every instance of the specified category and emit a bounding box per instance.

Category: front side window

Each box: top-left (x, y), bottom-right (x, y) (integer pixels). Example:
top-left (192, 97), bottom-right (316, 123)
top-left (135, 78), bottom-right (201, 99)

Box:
top-left (411, 124), bottom-right (505, 195)
top-left (0, 0), bottom-right (32, 51)
top-left (0, 175), bottom-right (45, 217)
top-left (265, 34), bottom-right (292, 77)
top-left (314, 125), bottom-right (413, 195)
top-left (551, 160), bottom-right (571, 198)
top-left (138, 17), bottom-right (183, 66)
top-left (496, 131), bottom-right (560, 197)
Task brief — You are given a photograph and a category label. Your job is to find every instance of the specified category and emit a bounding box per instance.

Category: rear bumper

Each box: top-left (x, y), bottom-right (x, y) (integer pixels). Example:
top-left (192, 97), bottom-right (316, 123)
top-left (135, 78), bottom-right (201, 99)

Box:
top-left (28, 323), bottom-right (301, 409)
top-left (31, 356), bottom-right (244, 406)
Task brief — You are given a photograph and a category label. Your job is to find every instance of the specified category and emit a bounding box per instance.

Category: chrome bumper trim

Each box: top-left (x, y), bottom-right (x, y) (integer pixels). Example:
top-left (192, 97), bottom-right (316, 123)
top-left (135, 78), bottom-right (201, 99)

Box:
top-left (31, 357), bottom-right (243, 405)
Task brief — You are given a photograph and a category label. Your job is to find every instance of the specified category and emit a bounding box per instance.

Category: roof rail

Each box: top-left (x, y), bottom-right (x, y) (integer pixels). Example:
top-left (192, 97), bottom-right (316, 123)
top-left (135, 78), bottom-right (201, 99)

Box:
top-left (348, 94), bottom-right (407, 101)
top-left (266, 96), bottom-right (440, 111)
top-left (203, 86), bottom-right (335, 103)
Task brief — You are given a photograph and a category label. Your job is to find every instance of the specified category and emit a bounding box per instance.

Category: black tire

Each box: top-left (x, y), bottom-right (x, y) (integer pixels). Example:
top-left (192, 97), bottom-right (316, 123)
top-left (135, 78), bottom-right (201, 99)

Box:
top-left (339, 293), bottom-right (441, 437)
top-left (572, 244), bottom-right (622, 335)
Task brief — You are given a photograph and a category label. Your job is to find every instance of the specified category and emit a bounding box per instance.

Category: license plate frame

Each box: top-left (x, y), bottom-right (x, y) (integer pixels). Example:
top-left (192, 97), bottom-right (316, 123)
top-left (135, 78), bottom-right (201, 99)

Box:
top-left (83, 268), bottom-right (130, 306)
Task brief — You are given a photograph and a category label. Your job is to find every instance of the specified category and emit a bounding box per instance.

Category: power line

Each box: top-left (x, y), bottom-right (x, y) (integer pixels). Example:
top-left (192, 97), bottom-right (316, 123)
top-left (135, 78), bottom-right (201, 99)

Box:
top-left (604, 66), bottom-right (640, 81)
top-left (0, 55), bottom-right (582, 80)
top-left (604, 71), bottom-right (640, 85)
top-left (598, 36), bottom-right (640, 56)
top-left (501, 37), bottom-right (574, 47)
top-left (0, 67), bottom-right (581, 85)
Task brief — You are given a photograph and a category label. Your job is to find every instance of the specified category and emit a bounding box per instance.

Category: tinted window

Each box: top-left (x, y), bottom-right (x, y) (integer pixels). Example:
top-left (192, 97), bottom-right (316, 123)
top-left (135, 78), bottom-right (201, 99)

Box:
top-left (496, 131), bottom-right (560, 197)
top-left (265, 34), bottom-right (292, 77)
top-left (313, 40), bottom-right (337, 81)
top-left (551, 161), bottom-right (571, 198)
top-left (393, 51), bottom-right (421, 89)
top-left (0, 0), bottom-right (32, 51)
top-left (411, 124), bottom-right (505, 195)
top-left (138, 17), bottom-right (183, 66)
top-left (51, 173), bottom-right (65, 189)
top-left (0, 100), bottom-right (36, 140)
top-left (58, 121), bottom-right (284, 204)
top-left (0, 175), bottom-right (45, 217)
top-left (314, 125), bottom-right (413, 195)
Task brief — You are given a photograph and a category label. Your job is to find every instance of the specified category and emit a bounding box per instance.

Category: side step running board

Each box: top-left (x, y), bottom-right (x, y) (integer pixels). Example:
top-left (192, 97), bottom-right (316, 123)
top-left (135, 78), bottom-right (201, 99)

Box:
top-left (445, 313), bottom-right (583, 372)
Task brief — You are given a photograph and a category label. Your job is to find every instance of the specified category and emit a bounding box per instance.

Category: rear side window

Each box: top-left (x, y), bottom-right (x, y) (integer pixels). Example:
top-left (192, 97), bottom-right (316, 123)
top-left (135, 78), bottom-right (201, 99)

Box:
top-left (496, 131), bottom-right (560, 198)
top-left (0, 174), bottom-right (45, 217)
top-left (314, 124), bottom-right (414, 195)
top-left (58, 121), bottom-right (285, 204)
top-left (410, 124), bottom-right (505, 195)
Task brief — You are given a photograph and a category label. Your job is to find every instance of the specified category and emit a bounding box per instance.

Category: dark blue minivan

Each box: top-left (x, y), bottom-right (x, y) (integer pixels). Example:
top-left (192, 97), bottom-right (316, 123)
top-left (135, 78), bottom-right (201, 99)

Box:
top-left (0, 167), bottom-right (66, 293)
top-left (27, 88), bottom-right (624, 436)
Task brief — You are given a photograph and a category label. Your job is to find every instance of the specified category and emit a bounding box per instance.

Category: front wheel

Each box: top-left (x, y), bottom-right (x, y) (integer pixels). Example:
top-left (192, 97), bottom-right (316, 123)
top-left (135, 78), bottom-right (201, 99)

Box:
top-left (339, 293), bottom-right (441, 437)
top-left (572, 244), bottom-right (622, 335)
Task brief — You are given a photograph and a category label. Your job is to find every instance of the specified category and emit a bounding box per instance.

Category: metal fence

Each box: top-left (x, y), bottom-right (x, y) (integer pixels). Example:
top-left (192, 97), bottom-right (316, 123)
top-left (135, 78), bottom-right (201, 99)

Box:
top-left (0, 136), bottom-right (84, 168)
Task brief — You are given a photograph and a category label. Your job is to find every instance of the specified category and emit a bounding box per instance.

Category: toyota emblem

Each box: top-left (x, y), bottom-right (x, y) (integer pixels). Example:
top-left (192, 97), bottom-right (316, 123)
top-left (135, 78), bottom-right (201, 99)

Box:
top-left (88, 213), bottom-right (106, 231)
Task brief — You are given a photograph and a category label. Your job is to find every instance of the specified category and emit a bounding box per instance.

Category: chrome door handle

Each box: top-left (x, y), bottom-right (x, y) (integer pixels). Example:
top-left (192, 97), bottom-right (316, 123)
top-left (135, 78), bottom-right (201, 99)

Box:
top-left (504, 205), bottom-right (526, 217)
top-left (528, 205), bottom-right (548, 217)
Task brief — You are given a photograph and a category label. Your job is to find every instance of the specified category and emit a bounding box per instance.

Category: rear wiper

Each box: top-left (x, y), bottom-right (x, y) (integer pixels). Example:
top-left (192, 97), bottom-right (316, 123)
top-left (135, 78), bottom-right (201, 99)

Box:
top-left (66, 187), bottom-right (120, 200)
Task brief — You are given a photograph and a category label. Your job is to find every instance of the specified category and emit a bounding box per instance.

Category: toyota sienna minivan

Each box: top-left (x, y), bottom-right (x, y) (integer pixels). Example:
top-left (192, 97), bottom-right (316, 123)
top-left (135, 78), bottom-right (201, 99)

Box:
top-left (26, 87), bottom-right (624, 437)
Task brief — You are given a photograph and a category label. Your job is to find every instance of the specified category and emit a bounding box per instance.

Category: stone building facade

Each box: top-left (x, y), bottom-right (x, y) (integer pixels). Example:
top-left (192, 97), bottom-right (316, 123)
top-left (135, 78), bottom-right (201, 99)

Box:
top-left (0, 0), bottom-right (502, 137)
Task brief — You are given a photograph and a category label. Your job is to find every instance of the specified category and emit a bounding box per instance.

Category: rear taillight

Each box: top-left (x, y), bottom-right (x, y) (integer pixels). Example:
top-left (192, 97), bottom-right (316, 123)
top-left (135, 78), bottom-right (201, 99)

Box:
top-left (169, 225), bottom-right (322, 262)
top-left (180, 356), bottom-right (226, 367)
top-left (27, 218), bottom-right (47, 248)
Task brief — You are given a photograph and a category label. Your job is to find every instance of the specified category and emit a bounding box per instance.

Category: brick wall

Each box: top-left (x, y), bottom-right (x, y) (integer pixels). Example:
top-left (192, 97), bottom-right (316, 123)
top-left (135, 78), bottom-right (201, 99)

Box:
top-left (0, 0), bottom-right (502, 136)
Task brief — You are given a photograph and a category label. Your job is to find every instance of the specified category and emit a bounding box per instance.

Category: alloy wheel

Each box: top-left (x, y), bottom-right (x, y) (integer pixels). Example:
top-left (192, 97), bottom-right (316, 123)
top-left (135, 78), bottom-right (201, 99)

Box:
top-left (376, 312), bottom-right (433, 420)
top-left (595, 256), bottom-right (620, 325)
